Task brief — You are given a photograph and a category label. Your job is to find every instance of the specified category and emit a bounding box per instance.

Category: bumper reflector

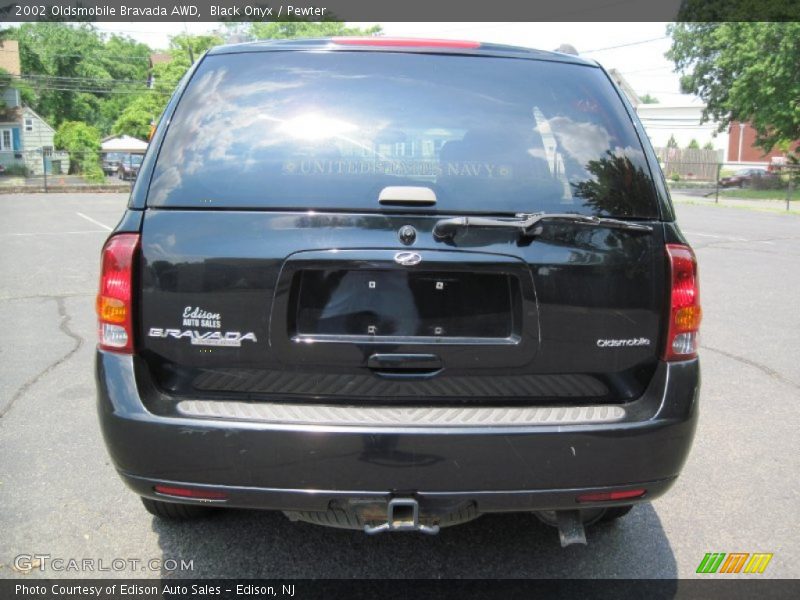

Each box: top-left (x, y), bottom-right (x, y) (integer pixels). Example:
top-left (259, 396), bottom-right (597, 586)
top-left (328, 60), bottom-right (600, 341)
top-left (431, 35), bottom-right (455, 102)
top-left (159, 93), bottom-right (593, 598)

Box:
top-left (575, 489), bottom-right (646, 503)
top-left (154, 485), bottom-right (227, 501)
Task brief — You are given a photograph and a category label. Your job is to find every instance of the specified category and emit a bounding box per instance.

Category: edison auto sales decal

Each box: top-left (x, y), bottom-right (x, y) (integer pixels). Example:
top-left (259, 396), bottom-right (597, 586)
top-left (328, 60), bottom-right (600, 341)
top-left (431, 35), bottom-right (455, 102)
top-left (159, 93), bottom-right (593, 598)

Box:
top-left (147, 306), bottom-right (257, 347)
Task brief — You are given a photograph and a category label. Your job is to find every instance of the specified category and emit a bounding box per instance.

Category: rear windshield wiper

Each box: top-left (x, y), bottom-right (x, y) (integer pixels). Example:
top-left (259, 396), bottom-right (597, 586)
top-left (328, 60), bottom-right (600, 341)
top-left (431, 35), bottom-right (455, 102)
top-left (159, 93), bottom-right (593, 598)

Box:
top-left (433, 212), bottom-right (653, 240)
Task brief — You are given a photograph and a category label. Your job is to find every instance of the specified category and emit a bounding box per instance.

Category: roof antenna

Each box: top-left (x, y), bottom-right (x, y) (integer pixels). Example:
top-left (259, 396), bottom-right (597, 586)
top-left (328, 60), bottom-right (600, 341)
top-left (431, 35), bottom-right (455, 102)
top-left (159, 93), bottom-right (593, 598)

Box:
top-left (555, 44), bottom-right (579, 55)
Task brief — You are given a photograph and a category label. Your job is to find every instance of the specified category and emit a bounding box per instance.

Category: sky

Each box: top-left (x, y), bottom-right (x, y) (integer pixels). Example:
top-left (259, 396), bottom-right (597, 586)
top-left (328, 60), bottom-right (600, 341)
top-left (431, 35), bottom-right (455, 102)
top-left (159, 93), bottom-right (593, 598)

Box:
top-left (90, 21), bottom-right (696, 105)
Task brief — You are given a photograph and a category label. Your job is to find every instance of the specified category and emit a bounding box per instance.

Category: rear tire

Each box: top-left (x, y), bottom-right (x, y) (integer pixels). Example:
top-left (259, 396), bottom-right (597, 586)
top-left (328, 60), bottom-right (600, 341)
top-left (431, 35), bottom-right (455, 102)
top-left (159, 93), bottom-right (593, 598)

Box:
top-left (598, 505), bottom-right (634, 522)
top-left (140, 497), bottom-right (213, 520)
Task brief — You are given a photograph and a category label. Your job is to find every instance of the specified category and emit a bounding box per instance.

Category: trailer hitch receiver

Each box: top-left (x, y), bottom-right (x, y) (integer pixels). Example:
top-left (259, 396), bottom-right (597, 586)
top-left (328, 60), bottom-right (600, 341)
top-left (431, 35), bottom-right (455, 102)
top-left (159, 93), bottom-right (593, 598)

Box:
top-left (363, 497), bottom-right (440, 535)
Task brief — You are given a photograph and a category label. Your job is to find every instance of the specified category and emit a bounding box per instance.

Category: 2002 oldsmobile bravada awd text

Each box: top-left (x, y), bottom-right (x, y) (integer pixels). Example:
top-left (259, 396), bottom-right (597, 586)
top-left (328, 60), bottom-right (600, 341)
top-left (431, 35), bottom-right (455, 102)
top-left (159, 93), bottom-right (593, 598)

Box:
top-left (96, 38), bottom-right (701, 545)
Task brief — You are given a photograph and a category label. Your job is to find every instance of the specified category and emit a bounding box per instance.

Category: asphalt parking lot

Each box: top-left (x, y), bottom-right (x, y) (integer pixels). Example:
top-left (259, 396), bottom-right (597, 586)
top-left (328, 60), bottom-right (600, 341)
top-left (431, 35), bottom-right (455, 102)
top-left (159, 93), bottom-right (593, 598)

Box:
top-left (0, 193), bottom-right (798, 579)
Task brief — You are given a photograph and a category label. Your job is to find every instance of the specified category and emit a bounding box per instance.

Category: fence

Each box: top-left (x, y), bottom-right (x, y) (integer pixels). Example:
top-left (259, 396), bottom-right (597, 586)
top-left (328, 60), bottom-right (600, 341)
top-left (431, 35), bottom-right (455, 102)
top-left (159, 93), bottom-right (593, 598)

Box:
top-left (0, 149), bottom-right (140, 192)
top-left (654, 147), bottom-right (722, 181)
top-left (660, 158), bottom-right (799, 210)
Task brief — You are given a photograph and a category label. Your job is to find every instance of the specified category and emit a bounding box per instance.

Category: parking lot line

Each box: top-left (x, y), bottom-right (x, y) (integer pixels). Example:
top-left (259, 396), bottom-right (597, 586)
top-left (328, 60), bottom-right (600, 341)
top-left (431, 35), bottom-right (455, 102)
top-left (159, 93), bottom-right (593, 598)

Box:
top-left (0, 230), bottom-right (109, 237)
top-left (682, 231), bottom-right (748, 241)
top-left (76, 211), bottom-right (112, 231)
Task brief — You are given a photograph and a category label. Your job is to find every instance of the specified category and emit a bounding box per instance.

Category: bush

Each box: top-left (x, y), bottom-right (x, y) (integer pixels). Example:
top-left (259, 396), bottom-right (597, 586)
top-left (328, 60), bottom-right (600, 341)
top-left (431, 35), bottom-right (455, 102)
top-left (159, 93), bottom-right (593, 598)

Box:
top-left (669, 172), bottom-right (681, 182)
top-left (1, 164), bottom-right (30, 177)
top-left (54, 121), bottom-right (104, 181)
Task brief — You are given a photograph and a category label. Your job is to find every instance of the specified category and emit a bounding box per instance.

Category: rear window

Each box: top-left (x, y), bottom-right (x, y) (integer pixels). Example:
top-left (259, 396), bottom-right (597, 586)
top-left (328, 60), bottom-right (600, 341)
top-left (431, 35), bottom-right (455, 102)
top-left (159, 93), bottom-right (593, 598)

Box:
top-left (149, 51), bottom-right (659, 217)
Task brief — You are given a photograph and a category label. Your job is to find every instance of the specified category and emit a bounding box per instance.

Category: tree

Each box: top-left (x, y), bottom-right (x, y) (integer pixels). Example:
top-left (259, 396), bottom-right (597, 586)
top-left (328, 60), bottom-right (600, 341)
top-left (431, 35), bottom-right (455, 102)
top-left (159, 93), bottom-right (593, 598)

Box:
top-left (111, 24), bottom-right (382, 139)
top-left (8, 23), bottom-right (151, 133)
top-left (703, 141), bottom-right (715, 151)
top-left (639, 93), bottom-right (659, 104)
top-left (112, 33), bottom-right (222, 139)
top-left (667, 22), bottom-right (800, 153)
top-left (686, 139), bottom-right (700, 150)
top-left (0, 68), bottom-right (11, 114)
top-left (248, 21), bottom-right (381, 40)
top-left (666, 135), bottom-right (679, 149)
top-left (54, 121), bottom-right (104, 182)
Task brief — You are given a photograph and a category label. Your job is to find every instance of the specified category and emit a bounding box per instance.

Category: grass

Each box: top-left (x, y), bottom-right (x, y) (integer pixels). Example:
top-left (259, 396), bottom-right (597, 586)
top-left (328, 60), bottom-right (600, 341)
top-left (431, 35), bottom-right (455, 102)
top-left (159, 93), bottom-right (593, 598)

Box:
top-left (718, 188), bottom-right (796, 200)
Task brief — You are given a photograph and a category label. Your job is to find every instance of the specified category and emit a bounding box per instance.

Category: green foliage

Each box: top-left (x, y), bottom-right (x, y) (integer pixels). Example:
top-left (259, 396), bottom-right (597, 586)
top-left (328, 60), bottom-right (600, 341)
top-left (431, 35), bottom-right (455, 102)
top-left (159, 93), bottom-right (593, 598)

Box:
top-left (54, 121), bottom-right (103, 181)
top-left (639, 93), bottom-right (659, 104)
top-left (10, 23), bottom-right (151, 133)
top-left (667, 22), bottom-right (800, 152)
top-left (248, 21), bottom-right (382, 40)
top-left (4, 22), bottom-right (383, 145)
top-left (666, 135), bottom-right (679, 149)
top-left (112, 33), bottom-right (222, 139)
top-left (2, 164), bottom-right (30, 177)
top-left (0, 67), bottom-right (10, 108)
top-left (686, 139), bottom-right (700, 150)
top-left (703, 141), bottom-right (715, 151)
top-left (168, 33), bottom-right (224, 64)
top-left (112, 93), bottom-right (163, 140)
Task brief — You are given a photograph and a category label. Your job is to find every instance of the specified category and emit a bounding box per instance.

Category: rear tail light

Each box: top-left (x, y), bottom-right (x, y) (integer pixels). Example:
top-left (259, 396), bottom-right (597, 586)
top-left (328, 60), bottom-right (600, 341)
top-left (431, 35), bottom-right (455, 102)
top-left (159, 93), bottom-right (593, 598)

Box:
top-left (333, 37), bottom-right (481, 49)
top-left (663, 244), bottom-right (702, 361)
top-left (154, 485), bottom-right (228, 501)
top-left (96, 233), bottom-right (139, 353)
top-left (576, 489), bottom-right (646, 503)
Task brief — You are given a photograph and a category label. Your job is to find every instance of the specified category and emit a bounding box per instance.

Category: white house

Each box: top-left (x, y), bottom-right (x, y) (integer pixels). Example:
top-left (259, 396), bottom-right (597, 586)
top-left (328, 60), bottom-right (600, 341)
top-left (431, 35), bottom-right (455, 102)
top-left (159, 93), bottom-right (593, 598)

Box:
top-left (0, 104), bottom-right (70, 176)
top-left (636, 100), bottom-right (728, 156)
top-left (0, 40), bottom-right (69, 176)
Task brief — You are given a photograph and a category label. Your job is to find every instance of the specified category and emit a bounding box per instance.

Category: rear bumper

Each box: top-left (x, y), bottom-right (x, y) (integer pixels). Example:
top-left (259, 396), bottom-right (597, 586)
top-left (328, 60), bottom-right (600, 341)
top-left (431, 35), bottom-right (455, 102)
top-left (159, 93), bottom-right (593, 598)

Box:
top-left (96, 352), bottom-right (699, 513)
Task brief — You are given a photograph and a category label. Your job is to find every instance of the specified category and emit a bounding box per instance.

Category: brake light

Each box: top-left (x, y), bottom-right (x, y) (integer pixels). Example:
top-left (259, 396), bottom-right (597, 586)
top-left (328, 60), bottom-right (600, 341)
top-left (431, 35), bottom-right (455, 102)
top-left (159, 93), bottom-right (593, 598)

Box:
top-left (96, 233), bottom-right (139, 353)
top-left (333, 37), bottom-right (481, 49)
top-left (663, 244), bottom-right (702, 361)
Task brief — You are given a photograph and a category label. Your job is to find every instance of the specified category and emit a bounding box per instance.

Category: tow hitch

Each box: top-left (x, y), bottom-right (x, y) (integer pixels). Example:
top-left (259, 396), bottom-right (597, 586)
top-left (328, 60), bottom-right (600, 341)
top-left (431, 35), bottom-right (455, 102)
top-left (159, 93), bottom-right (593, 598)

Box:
top-left (363, 497), bottom-right (440, 535)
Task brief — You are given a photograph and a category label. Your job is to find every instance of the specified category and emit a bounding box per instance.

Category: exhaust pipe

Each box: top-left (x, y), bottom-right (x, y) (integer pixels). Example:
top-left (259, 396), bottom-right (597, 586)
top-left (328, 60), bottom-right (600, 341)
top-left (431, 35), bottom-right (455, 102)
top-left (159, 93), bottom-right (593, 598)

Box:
top-left (555, 510), bottom-right (588, 547)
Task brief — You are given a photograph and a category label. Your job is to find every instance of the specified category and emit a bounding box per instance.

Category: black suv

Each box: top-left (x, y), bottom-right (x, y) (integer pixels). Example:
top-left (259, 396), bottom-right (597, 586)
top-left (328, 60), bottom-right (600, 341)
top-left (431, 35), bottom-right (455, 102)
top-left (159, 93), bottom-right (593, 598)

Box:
top-left (96, 38), bottom-right (700, 544)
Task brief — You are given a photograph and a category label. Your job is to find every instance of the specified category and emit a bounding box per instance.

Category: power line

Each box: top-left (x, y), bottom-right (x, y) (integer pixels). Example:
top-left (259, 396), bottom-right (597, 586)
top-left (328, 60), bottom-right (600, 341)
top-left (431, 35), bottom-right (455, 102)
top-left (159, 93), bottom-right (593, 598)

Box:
top-left (12, 81), bottom-right (169, 95)
top-left (582, 36), bottom-right (668, 54)
top-left (620, 66), bottom-right (676, 75)
top-left (12, 74), bottom-right (151, 85)
top-left (0, 47), bottom-right (151, 62)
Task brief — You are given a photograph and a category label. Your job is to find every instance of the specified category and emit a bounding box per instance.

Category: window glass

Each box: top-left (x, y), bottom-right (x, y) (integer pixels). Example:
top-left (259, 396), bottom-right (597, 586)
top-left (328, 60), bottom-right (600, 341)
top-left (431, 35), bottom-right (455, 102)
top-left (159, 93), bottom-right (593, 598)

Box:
top-left (150, 52), bottom-right (658, 217)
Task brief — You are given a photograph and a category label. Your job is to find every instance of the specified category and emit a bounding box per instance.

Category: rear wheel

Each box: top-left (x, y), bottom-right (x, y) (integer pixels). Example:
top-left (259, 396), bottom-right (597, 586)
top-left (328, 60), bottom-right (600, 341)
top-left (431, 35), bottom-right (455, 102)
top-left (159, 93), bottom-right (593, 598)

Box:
top-left (140, 497), bottom-right (213, 520)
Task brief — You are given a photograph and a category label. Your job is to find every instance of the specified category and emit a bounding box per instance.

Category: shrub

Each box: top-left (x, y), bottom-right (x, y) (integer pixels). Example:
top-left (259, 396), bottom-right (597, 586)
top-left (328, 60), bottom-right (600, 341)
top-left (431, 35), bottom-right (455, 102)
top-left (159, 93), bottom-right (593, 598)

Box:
top-left (1, 164), bottom-right (30, 177)
top-left (54, 121), bottom-right (104, 181)
top-left (669, 172), bottom-right (681, 182)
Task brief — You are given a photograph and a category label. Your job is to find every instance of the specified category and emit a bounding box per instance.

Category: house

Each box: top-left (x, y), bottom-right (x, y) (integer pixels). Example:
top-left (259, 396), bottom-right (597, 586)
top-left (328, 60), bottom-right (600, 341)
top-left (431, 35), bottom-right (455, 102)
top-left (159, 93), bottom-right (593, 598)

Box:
top-left (0, 40), bottom-right (69, 176)
top-left (636, 100), bottom-right (728, 157)
top-left (726, 121), bottom-right (800, 166)
top-left (606, 69), bottom-right (728, 156)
